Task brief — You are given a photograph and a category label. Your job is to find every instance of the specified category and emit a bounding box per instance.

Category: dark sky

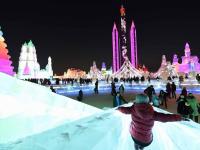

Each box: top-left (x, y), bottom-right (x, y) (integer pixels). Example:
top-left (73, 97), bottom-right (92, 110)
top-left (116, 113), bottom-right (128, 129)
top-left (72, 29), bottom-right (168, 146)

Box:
top-left (1, 0), bottom-right (200, 74)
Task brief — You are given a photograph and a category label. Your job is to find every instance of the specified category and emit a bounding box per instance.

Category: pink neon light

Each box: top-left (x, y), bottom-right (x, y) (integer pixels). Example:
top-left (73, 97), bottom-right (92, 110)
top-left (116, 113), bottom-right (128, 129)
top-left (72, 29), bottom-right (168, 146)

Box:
top-left (112, 23), bottom-right (119, 72)
top-left (130, 21), bottom-right (138, 68)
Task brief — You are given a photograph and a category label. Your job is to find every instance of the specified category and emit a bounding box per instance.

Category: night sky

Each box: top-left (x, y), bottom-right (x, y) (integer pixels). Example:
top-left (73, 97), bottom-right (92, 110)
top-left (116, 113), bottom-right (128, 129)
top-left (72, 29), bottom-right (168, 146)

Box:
top-left (1, 0), bottom-right (200, 74)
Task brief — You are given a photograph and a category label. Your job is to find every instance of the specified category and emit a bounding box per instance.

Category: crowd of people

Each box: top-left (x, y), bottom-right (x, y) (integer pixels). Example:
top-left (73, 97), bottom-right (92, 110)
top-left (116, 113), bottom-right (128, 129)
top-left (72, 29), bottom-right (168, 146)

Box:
top-left (24, 77), bottom-right (200, 125)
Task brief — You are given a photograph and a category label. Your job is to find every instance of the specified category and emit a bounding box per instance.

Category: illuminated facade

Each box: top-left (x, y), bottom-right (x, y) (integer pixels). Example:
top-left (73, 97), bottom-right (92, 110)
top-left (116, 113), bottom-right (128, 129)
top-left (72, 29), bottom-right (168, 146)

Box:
top-left (112, 5), bottom-right (138, 72)
top-left (87, 61), bottom-right (103, 79)
top-left (152, 55), bottom-right (178, 79)
top-left (112, 23), bottom-right (120, 72)
top-left (130, 21), bottom-right (138, 68)
top-left (112, 4), bottom-right (142, 78)
top-left (17, 41), bottom-right (53, 79)
top-left (173, 43), bottom-right (200, 74)
top-left (63, 68), bottom-right (86, 79)
top-left (0, 27), bottom-right (15, 76)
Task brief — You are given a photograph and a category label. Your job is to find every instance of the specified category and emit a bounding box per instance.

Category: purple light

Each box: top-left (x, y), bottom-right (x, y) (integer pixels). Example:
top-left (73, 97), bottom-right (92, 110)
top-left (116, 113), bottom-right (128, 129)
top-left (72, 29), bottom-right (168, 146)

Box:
top-left (130, 21), bottom-right (138, 68)
top-left (172, 43), bottom-right (200, 74)
top-left (112, 23), bottom-right (119, 72)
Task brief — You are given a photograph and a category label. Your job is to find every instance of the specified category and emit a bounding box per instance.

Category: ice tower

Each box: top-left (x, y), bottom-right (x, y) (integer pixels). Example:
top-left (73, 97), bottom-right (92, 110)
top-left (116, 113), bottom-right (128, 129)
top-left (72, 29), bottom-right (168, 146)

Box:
top-left (112, 23), bottom-right (119, 72)
top-left (18, 41), bottom-right (53, 79)
top-left (130, 21), bottom-right (138, 68)
top-left (112, 2), bottom-right (142, 78)
top-left (17, 41), bottom-right (40, 79)
top-left (172, 43), bottom-right (200, 74)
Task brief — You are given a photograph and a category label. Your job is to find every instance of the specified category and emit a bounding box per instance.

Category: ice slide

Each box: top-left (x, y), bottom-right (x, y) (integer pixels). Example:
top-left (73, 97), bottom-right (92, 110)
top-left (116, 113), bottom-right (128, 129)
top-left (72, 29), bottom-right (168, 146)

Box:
top-left (0, 73), bottom-right (200, 150)
top-left (0, 73), bottom-right (101, 144)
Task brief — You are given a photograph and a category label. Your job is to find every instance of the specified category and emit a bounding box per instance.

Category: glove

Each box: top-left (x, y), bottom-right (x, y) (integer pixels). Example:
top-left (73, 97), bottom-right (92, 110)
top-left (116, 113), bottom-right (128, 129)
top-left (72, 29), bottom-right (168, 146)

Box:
top-left (181, 117), bottom-right (190, 121)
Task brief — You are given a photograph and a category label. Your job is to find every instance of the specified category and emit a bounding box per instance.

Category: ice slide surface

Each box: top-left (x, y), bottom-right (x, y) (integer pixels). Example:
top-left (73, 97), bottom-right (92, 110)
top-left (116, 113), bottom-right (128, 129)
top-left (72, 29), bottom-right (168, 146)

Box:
top-left (0, 73), bottom-right (101, 145)
top-left (1, 73), bottom-right (200, 150)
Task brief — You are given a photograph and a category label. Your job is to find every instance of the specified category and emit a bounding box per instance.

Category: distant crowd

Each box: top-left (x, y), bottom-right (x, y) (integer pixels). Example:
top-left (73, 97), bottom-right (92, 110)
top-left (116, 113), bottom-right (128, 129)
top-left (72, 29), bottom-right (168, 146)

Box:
top-left (23, 76), bottom-right (200, 124)
top-left (111, 81), bottom-right (200, 123)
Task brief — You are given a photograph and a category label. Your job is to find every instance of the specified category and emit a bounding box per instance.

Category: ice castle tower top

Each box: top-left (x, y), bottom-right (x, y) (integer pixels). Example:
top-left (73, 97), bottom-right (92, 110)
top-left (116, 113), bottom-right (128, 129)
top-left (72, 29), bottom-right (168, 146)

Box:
top-left (185, 42), bottom-right (191, 57)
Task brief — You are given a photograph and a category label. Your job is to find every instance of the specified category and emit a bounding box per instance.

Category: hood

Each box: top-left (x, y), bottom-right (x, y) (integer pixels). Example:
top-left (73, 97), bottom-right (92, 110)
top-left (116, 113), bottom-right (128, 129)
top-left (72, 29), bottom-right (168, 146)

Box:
top-left (134, 104), bottom-right (154, 119)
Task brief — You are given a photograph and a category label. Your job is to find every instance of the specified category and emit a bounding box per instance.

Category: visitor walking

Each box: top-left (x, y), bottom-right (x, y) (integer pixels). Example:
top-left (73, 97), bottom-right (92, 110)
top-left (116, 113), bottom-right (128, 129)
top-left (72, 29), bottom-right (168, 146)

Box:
top-left (119, 84), bottom-right (125, 96)
top-left (158, 90), bottom-right (168, 109)
top-left (166, 82), bottom-right (172, 99)
top-left (111, 81), bottom-right (116, 96)
top-left (152, 93), bottom-right (160, 108)
top-left (171, 82), bottom-right (176, 99)
top-left (113, 92), bottom-right (127, 107)
top-left (176, 95), bottom-right (192, 118)
top-left (94, 79), bottom-right (99, 94)
top-left (181, 87), bottom-right (188, 98)
top-left (187, 93), bottom-right (200, 123)
top-left (77, 90), bottom-right (83, 101)
top-left (117, 94), bottom-right (188, 150)
top-left (144, 85), bottom-right (155, 102)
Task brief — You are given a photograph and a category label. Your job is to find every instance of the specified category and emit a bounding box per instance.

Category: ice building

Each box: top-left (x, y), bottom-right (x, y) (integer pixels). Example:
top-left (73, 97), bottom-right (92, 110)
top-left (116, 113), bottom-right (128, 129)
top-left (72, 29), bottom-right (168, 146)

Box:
top-left (17, 41), bottom-right (53, 79)
top-left (173, 43), bottom-right (200, 74)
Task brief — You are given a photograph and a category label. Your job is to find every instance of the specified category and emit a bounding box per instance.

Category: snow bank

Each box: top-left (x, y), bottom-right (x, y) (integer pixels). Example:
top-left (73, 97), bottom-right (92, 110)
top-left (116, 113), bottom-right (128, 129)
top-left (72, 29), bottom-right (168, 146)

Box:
top-left (0, 73), bottom-right (101, 144)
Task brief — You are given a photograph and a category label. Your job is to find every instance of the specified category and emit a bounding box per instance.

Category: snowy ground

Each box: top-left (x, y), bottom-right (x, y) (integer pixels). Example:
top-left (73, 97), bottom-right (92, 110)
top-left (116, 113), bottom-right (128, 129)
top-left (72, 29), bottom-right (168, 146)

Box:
top-left (1, 73), bottom-right (200, 150)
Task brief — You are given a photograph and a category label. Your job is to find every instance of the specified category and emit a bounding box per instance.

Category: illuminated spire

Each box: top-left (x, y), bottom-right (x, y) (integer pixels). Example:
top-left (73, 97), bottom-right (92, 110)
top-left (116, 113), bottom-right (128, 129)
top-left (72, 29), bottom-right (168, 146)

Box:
top-left (185, 42), bottom-right (191, 57)
top-left (112, 22), bottom-right (119, 72)
top-left (130, 20), bottom-right (138, 68)
top-left (28, 40), bottom-right (34, 47)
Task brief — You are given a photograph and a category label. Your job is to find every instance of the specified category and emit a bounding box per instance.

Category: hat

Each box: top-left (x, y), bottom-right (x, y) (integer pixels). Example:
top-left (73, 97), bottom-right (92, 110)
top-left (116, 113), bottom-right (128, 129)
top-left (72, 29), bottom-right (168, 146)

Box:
top-left (188, 93), bottom-right (194, 98)
top-left (188, 93), bottom-right (193, 96)
top-left (135, 94), bottom-right (149, 104)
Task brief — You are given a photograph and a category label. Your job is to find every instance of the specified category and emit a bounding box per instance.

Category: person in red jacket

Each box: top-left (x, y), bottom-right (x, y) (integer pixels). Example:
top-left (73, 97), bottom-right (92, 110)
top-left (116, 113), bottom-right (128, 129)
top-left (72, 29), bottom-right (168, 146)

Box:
top-left (117, 93), bottom-right (188, 150)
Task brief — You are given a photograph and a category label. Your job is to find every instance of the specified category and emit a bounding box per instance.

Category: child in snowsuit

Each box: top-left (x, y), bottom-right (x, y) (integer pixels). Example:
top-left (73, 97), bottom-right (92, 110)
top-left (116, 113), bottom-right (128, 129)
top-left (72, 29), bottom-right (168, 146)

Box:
top-left (117, 94), bottom-right (188, 150)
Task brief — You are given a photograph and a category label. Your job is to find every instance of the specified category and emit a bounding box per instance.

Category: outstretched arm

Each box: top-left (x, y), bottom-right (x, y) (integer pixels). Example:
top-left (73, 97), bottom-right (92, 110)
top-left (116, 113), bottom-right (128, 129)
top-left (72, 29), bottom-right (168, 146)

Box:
top-left (153, 111), bottom-right (182, 122)
top-left (117, 105), bottom-right (133, 114)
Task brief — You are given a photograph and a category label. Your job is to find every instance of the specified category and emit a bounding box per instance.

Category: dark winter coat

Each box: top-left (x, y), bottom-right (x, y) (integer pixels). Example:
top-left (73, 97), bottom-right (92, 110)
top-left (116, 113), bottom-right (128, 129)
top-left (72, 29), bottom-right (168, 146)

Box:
top-left (176, 98), bottom-right (192, 115)
top-left (181, 89), bottom-right (187, 98)
top-left (171, 83), bottom-right (176, 92)
top-left (118, 103), bottom-right (181, 144)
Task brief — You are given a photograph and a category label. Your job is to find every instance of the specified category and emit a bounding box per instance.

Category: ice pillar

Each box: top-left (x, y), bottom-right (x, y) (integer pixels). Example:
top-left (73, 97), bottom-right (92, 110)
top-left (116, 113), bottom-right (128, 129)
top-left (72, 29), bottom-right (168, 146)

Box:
top-left (112, 23), bottom-right (119, 72)
top-left (130, 21), bottom-right (138, 68)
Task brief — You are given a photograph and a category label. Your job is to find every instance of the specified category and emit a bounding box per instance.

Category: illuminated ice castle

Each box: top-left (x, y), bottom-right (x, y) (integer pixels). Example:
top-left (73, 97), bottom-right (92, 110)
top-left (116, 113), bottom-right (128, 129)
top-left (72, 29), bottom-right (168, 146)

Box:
top-left (17, 41), bottom-right (53, 79)
top-left (112, 3), bottom-right (142, 78)
top-left (173, 43), bottom-right (200, 74)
